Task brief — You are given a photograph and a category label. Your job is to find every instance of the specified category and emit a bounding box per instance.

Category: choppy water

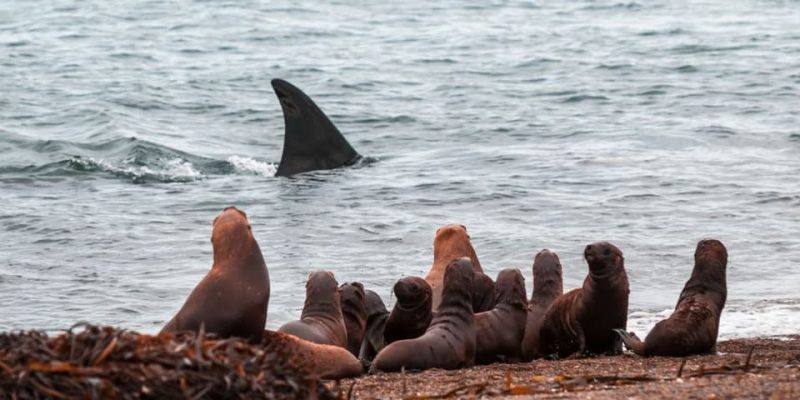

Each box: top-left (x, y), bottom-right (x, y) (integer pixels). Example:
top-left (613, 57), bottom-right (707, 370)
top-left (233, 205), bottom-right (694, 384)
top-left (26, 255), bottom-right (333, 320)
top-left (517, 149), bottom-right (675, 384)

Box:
top-left (1, 0), bottom-right (799, 340)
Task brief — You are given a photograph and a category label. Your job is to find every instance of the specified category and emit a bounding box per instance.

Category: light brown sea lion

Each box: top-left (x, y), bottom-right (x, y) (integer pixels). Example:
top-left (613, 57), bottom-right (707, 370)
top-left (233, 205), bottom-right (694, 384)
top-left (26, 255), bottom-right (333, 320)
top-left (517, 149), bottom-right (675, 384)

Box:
top-left (278, 270), bottom-right (348, 347)
top-left (339, 282), bottom-right (367, 356)
top-left (264, 329), bottom-right (363, 380)
top-left (161, 207), bottom-right (269, 343)
top-left (384, 276), bottom-right (433, 344)
top-left (474, 268), bottom-right (528, 364)
top-left (539, 241), bottom-right (629, 358)
top-left (615, 239), bottom-right (728, 357)
top-left (521, 249), bottom-right (564, 361)
top-left (425, 224), bottom-right (483, 312)
top-left (359, 290), bottom-right (390, 362)
top-left (371, 257), bottom-right (476, 373)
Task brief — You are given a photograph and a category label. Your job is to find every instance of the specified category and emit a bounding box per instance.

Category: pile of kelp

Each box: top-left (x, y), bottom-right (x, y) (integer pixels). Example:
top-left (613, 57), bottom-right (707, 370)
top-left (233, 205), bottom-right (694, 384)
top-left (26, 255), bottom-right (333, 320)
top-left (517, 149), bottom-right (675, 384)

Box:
top-left (0, 323), bottom-right (334, 399)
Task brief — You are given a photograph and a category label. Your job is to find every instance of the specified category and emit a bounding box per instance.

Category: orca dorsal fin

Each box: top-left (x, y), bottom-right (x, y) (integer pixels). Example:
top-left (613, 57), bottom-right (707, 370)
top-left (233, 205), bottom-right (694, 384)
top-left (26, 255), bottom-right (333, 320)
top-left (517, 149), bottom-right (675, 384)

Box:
top-left (271, 79), bottom-right (360, 177)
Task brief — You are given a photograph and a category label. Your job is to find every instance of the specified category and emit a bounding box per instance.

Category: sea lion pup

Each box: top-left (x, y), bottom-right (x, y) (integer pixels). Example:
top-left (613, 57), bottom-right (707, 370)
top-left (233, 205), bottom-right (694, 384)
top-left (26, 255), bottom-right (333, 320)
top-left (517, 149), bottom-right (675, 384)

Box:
top-left (264, 330), bottom-right (363, 380)
top-left (384, 276), bottom-right (433, 344)
top-left (161, 207), bottom-right (269, 343)
top-left (359, 290), bottom-right (390, 362)
top-left (539, 242), bottom-right (629, 358)
top-left (371, 257), bottom-right (476, 373)
top-left (615, 239), bottom-right (728, 357)
top-left (278, 270), bottom-right (348, 347)
top-left (474, 268), bottom-right (528, 364)
top-left (425, 224), bottom-right (484, 312)
top-left (339, 282), bottom-right (367, 356)
top-left (521, 249), bottom-right (564, 361)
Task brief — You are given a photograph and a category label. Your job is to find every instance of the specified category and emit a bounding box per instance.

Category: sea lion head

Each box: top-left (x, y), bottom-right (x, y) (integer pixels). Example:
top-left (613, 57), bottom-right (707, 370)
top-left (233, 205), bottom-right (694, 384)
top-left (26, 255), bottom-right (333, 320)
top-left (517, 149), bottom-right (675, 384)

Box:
top-left (306, 270), bottom-right (339, 298)
top-left (584, 241), bottom-right (624, 278)
top-left (441, 257), bottom-right (475, 310)
top-left (433, 224), bottom-right (480, 270)
top-left (364, 290), bottom-right (388, 317)
top-left (211, 206), bottom-right (255, 263)
top-left (695, 239), bottom-right (727, 270)
top-left (393, 277), bottom-right (432, 310)
top-left (533, 249), bottom-right (563, 285)
top-left (494, 268), bottom-right (527, 309)
top-left (340, 282), bottom-right (366, 313)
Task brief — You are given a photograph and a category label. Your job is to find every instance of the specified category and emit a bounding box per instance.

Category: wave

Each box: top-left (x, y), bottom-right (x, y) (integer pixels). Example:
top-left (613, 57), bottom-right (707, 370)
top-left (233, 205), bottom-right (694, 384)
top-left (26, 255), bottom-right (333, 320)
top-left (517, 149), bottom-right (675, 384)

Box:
top-left (0, 135), bottom-right (276, 184)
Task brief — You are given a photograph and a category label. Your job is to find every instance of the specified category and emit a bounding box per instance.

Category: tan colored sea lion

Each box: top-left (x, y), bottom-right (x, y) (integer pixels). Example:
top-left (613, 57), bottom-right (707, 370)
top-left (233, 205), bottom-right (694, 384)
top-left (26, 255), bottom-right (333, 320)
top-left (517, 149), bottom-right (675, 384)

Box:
top-left (425, 224), bottom-right (483, 312)
top-left (371, 257), bottom-right (476, 373)
top-left (521, 249), bottom-right (564, 361)
top-left (264, 329), bottom-right (363, 380)
top-left (474, 268), bottom-right (528, 364)
top-left (359, 290), bottom-right (390, 362)
top-left (339, 282), bottom-right (367, 356)
top-left (539, 242), bottom-right (629, 358)
top-left (161, 207), bottom-right (269, 343)
top-left (384, 276), bottom-right (433, 344)
top-left (615, 239), bottom-right (728, 357)
top-left (278, 270), bottom-right (348, 347)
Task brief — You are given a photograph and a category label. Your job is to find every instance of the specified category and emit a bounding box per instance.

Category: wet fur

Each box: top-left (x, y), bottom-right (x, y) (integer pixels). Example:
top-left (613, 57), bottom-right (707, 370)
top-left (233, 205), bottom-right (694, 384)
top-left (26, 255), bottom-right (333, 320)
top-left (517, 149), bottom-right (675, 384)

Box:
top-left (521, 249), bottom-right (564, 360)
top-left (425, 224), bottom-right (483, 311)
top-left (278, 271), bottom-right (348, 347)
top-left (384, 276), bottom-right (433, 344)
top-left (339, 282), bottom-right (367, 356)
top-left (474, 268), bottom-right (528, 364)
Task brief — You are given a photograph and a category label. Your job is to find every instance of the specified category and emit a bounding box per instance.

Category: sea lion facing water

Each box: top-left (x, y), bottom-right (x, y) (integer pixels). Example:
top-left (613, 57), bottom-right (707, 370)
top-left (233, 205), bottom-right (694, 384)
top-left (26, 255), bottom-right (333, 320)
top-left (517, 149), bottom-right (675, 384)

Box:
top-left (371, 257), bottom-right (476, 373)
top-left (615, 239), bottom-right (728, 357)
top-left (474, 268), bottom-right (528, 364)
top-left (359, 290), bottom-right (390, 362)
top-left (539, 242), bottom-right (629, 358)
top-left (161, 207), bottom-right (269, 343)
top-left (384, 276), bottom-right (433, 344)
top-left (473, 272), bottom-right (497, 313)
top-left (278, 271), bottom-right (348, 348)
top-left (521, 249), bottom-right (564, 361)
top-left (425, 224), bottom-right (484, 312)
top-left (339, 282), bottom-right (367, 357)
top-left (264, 330), bottom-right (363, 380)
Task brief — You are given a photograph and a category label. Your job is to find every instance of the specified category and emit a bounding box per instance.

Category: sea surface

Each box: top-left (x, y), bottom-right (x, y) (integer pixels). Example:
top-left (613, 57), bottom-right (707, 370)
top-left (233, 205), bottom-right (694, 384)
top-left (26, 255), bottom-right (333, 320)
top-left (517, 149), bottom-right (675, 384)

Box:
top-left (1, 0), bottom-right (799, 340)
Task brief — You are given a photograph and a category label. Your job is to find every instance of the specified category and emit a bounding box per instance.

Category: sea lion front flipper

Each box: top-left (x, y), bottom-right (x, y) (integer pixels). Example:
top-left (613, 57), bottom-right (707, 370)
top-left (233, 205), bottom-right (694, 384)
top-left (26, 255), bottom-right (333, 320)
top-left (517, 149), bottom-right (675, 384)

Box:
top-left (614, 329), bottom-right (645, 356)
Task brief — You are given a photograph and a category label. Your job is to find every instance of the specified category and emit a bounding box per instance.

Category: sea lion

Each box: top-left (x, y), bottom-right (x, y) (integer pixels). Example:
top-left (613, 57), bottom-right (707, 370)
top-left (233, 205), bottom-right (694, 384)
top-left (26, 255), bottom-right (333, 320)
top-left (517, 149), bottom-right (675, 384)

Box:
top-left (473, 271), bottom-right (497, 313)
top-left (359, 290), bottom-right (390, 362)
top-left (264, 329), bottom-right (363, 380)
top-left (384, 276), bottom-right (434, 344)
top-left (474, 268), bottom-right (528, 364)
top-left (271, 79), bottom-right (362, 177)
top-left (278, 270), bottom-right (348, 348)
top-left (371, 257), bottom-right (476, 373)
top-left (161, 207), bottom-right (269, 343)
top-left (539, 241), bottom-right (629, 358)
top-left (425, 224), bottom-right (484, 312)
top-left (615, 239), bottom-right (728, 357)
top-left (521, 249), bottom-right (564, 361)
top-left (339, 282), bottom-right (367, 357)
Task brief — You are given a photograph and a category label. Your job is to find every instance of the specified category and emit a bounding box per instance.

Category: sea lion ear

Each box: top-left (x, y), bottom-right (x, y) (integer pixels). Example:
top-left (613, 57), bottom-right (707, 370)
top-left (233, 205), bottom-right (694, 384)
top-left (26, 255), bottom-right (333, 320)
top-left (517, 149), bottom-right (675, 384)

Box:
top-left (459, 224), bottom-right (467, 231)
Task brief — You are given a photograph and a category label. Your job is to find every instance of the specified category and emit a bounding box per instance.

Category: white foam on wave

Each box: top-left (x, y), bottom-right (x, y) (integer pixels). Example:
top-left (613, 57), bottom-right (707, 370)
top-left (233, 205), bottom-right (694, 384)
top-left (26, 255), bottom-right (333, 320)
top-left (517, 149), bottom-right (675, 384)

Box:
top-left (227, 155), bottom-right (276, 176)
top-left (73, 156), bottom-right (203, 182)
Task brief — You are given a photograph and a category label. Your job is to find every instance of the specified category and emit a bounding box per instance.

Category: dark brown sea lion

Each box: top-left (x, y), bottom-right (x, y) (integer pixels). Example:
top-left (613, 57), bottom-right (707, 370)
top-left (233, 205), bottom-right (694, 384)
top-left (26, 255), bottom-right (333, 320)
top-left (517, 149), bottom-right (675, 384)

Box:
top-left (425, 224), bottom-right (483, 312)
top-left (615, 239), bottom-right (728, 357)
top-left (473, 271), bottom-right (497, 313)
top-left (384, 276), bottom-right (433, 344)
top-left (339, 282), bottom-right (367, 356)
top-left (264, 330), bottom-right (363, 380)
top-left (371, 257), bottom-right (476, 372)
top-left (474, 268), bottom-right (528, 364)
top-left (161, 207), bottom-right (269, 343)
top-left (278, 270), bottom-right (348, 347)
top-left (359, 290), bottom-right (390, 362)
top-left (521, 249), bottom-right (564, 361)
top-left (539, 241), bottom-right (629, 358)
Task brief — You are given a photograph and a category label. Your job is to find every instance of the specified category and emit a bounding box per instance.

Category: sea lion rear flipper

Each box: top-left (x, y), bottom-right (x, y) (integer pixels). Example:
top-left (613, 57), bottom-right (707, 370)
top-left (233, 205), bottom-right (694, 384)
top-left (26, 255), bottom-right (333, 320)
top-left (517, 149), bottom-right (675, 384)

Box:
top-left (271, 79), bottom-right (361, 177)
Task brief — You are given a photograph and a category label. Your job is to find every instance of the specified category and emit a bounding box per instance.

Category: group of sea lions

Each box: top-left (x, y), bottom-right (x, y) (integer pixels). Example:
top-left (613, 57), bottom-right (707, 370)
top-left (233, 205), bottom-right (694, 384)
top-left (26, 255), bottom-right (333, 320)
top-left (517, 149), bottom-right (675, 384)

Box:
top-left (160, 207), bottom-right (729, 379)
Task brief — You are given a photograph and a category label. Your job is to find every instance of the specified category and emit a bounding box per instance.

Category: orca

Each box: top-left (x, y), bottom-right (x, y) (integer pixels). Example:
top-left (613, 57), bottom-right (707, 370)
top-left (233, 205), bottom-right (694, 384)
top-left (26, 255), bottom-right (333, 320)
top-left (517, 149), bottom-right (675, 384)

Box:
top-left (271, 79), bottom-right (361, 177)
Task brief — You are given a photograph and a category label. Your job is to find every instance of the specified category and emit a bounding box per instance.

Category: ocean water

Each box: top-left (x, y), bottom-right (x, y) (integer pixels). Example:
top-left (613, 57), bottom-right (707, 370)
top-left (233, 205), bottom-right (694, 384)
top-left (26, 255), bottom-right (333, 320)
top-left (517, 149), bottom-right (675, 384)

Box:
top-left (1, 0), bottom-right (798, 340)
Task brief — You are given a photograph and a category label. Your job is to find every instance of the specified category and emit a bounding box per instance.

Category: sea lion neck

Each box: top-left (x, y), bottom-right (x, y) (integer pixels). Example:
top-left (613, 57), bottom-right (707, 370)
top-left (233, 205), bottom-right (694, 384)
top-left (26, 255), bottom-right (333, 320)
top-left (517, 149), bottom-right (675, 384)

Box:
top-left (301, 273), bottom-right (342, 319)
top-left (211, 225), bottom-right (260, 268)
top-left (436, 258), bottom-right (474, 318)
top-left (532, 251), bottom-right (563, 303)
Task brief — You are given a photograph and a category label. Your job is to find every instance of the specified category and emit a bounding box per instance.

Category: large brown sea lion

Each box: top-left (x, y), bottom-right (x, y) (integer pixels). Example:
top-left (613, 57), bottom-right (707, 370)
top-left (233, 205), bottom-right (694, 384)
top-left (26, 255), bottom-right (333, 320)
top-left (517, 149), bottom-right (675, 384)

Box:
top-left (359, 290), bottom-right (390, 362)
top-left (278, 271), bottom-right (348, 347)
top-left (539, 242), bottom-right (629, 358)
top-left (371, 257), bottom-right (476, 372)
top-left (474, 268), bottom-right (528, 364)
top-left (521, 249), bottom-right (564, 361)
top-left (339, 282), bottom-right (367, 356)
top-left (425, 224), bottom-right (485, 312)
top-left (161, 207), bottom-right (269, 343)
top-left (264, 330), bottom-right (363, 380)
top-left (615, 239), bottom-right (728, 357)
top-left (384, 276), bottom-right (433, 344)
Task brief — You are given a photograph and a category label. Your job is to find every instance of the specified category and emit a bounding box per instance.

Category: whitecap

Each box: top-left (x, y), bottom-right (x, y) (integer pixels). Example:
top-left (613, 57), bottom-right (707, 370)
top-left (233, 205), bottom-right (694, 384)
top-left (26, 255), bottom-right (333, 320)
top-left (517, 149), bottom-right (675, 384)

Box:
top-left (227, 155), bottom-right (277, 176)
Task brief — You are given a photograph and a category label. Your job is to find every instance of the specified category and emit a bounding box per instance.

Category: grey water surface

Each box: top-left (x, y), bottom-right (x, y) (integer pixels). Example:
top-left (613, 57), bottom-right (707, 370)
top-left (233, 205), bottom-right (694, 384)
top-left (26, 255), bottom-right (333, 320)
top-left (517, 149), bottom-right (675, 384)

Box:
top-left (1, 0), bottom-right (799, 339)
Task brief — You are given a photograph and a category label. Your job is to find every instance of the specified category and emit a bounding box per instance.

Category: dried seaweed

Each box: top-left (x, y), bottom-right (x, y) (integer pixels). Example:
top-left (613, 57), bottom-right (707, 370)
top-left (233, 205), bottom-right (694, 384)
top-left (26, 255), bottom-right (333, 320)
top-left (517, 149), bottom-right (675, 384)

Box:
top-left (0, 324), bottom-right (335, 400)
